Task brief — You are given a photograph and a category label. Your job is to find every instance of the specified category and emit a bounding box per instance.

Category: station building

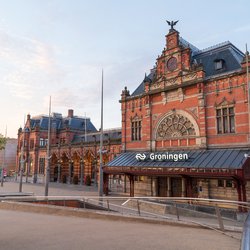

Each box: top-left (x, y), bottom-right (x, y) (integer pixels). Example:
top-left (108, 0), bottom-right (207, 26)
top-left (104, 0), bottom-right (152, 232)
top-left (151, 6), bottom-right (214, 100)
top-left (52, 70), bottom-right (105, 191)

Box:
top-left (104, 23), bottom-right (250, 205)
top-left (17, 109), bottom-right (121, 184)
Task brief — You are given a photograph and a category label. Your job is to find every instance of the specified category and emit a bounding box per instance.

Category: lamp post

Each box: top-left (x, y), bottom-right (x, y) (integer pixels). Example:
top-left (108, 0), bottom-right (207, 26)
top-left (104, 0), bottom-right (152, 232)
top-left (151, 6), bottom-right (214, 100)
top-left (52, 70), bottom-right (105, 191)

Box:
top-left (57, 159), bottom-right (62, 183)
top-left (92, 135), bottom-right (97, 186)
top-left (57, 143), bottom-right (61, 183)
top-left (94, 158), bottom-right (98, 187)
top-left (25, 153), bottom-right (30, 183)
top-left (68, 159), bottom-right (73, 184)
top-left (80, 139), bottom-right (84, 185)
top-left (80, 158), bottom-right (84, 185)
top-left (33, 159), bottom-right (37, 184)
top-left (19, 126), bottom-right (25, 193)
top-left (44, 96), bottom-right (51, 196)
top-left (30, 160), bottom-right (33, 181)
top-left (98, 70), bottom-right (104, 196)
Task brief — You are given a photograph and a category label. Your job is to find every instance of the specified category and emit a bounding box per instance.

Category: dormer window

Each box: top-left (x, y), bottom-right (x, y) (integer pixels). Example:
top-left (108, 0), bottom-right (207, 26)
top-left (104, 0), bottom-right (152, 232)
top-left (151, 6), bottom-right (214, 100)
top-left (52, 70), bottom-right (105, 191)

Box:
top-left (214, 59), bottom-right (224, 70)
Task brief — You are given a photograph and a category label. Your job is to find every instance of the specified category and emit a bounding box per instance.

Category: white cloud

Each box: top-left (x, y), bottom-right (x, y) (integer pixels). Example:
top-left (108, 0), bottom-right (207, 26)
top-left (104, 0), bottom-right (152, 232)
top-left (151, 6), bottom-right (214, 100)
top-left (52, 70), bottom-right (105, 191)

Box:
top-left (0, 30), bottom-right (64, 99)
top-left (50, 88), bottom-right (78, 108)
top-left (0, 27), bottom-right (153, 137)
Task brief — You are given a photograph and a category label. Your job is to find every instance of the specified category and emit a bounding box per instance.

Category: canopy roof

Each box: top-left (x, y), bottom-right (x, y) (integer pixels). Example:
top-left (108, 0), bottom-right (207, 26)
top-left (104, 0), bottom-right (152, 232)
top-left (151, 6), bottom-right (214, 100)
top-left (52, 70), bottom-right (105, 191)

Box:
top-left (106, 149), bottom-right (250, 170)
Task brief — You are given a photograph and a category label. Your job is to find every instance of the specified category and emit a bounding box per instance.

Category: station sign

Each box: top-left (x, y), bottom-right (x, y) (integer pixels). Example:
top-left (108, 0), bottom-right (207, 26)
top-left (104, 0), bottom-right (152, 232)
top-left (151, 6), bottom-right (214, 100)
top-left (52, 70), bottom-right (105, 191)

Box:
top-left (135, 152), bottom-right (189, 162)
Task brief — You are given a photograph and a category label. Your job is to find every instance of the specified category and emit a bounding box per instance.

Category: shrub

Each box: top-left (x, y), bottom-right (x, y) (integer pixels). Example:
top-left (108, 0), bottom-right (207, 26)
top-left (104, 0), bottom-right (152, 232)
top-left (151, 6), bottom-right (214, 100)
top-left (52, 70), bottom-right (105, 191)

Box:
top-left (73, 175), bottom-right (79, 185)
top-left (62, 175), bottom-right (67, 183)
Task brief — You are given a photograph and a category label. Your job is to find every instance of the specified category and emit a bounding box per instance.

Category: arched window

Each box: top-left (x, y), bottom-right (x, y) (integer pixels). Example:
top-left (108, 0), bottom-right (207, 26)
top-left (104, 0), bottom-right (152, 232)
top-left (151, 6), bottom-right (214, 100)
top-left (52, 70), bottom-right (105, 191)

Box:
top-left (156, 113), bottom-right (196, 139)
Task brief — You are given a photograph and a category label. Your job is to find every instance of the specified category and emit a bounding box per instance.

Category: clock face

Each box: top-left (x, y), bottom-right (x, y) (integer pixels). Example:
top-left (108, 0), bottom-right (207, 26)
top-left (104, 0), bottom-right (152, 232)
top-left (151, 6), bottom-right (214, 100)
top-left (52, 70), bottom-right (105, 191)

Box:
top-left (167, 57), bottom-right (177, 71)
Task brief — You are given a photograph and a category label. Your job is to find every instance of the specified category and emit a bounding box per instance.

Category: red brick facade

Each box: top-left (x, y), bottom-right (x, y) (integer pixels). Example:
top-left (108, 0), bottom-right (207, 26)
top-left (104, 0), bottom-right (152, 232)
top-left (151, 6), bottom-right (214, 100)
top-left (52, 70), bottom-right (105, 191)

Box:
top-left (17, 110), bottom-right (121, 184)
top-left (121, 30), bottom-right (249, 152)
top-left (105, 26), bottom-right (250, 203)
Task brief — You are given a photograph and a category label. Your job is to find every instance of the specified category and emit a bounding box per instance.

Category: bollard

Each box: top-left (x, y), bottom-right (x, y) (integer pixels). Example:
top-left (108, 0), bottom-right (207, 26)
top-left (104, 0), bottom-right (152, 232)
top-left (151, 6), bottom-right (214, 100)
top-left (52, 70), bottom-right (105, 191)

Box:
top-left (137, 200), bottom-right (141, 216)
top-left (215, 205), bottom-right (224, 231)
top-left (164, 205), bottom-right (168, 215)
top-left (174, 203), bottom-right (179, 221)
top-left (107, 200), bottom-right (110, 211)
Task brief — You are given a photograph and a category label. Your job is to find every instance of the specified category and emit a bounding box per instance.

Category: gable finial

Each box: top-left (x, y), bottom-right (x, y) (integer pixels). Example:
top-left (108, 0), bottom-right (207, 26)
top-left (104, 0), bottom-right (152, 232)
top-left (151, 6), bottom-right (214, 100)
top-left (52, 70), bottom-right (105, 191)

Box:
top-left (166, 20), bottom-right (179, 31)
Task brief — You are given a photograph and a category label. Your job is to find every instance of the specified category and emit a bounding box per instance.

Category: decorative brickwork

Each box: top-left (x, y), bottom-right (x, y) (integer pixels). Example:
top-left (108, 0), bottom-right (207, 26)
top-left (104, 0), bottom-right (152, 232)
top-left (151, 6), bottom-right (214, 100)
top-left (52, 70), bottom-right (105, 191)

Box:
top-left (16, 110), bottom-right (121, 184)
top-left (105, 23), bottom-right (250, 205)
top-left (156, 113), bottom-right (196, 139)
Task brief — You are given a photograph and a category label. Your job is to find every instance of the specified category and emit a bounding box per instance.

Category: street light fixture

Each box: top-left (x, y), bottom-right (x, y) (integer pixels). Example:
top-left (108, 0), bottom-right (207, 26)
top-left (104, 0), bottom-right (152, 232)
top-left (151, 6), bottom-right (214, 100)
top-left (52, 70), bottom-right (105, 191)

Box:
top-left (244, 154), bottom-right (250, 158)
top-left (80, 158), bottom-right (84, 185)
top-left (19, 124), bottom-right (26, 193)
top-left (44, 96), bottom-right (51, 196)
top-left (98, 70), bottom-right (104, 197)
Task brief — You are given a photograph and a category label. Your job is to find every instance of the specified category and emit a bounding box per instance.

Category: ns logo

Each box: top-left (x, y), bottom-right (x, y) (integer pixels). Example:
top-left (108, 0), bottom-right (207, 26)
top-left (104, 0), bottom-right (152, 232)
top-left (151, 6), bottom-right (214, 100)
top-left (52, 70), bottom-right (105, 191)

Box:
top-left (135, 153), bottom-right (147, 161)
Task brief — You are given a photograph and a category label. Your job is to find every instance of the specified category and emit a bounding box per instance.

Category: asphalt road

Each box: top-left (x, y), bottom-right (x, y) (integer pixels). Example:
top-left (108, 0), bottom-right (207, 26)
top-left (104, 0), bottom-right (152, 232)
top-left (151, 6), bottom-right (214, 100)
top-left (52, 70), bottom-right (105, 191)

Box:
top-left (0, 209), bottom-right (240, 250)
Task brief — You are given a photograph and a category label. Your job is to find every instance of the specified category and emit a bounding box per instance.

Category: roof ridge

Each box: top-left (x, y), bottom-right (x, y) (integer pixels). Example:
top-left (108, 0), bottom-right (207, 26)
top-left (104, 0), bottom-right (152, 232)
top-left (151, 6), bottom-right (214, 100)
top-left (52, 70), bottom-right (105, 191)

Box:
top-left (179, 37), bottom-right (200, 52)
top-left (196, 41), bottom-right (231, 54)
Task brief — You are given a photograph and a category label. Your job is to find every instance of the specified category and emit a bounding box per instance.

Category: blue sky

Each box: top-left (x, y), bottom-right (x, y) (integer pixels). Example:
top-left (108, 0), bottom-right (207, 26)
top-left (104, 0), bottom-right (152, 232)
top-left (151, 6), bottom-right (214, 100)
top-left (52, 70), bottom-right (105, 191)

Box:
top-left (0, 0), bottom-right (249, 138)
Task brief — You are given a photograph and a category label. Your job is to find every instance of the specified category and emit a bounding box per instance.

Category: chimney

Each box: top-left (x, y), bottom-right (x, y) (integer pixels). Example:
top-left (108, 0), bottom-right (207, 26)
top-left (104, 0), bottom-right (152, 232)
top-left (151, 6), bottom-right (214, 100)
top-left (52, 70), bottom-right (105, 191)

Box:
top-left (68, 109), bottom-right (74, 118)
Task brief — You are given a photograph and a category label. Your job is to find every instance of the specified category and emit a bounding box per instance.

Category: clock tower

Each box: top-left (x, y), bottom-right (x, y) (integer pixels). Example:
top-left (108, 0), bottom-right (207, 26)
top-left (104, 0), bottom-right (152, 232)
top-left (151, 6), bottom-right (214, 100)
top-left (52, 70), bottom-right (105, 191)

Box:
top-left (155, 21), bottom-right (193, 78)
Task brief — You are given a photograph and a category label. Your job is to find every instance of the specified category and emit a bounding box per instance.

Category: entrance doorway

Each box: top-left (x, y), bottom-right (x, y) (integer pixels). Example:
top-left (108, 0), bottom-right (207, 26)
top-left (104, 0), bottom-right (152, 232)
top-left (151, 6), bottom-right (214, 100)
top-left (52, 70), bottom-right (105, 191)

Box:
top-left (191, 179), bottom-right (198, 198)
top-left (158, 177), bottom-right (168, 197)
top-left (54, 166), bottom-right (58, 182)
top-left (171, 178), bottom-right (182, 197)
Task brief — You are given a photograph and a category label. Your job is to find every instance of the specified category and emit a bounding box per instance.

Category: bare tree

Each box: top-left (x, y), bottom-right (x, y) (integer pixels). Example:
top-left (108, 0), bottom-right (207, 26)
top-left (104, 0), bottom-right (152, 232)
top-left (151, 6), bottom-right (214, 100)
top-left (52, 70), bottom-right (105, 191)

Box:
top-left (0, 134), bottom-right (6, 150)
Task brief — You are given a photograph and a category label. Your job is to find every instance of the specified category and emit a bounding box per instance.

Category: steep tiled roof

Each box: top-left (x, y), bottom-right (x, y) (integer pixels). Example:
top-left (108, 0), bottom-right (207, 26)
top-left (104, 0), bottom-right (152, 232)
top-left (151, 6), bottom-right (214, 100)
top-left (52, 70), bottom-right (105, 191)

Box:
top-left (72, 128), bottom-right (122, 144)
top-left (179, 37), bottom-right (200, 56)
top-left (193, 41), bottom-right (244, 79)
top-left (30, 113), bottom-right (97, 132)
top-left (130, 39), bottom-right (244, 96)
top-left (131, 70), bottom-right (156, 96)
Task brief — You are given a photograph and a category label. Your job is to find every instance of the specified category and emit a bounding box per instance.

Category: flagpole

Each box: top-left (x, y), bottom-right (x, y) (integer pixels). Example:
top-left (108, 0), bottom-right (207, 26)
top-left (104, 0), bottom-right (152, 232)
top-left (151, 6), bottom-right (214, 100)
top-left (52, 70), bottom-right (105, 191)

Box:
top-left (45, 96), bottom-right (51, 196)
top-left (98, 70), bottom-right (104, 196)
top-left (19, 116), bottom-right (25, 192)
top-left (26, 125), bottom-right (30, 183)
top-left (80, 112), bottom-right (87, 186)
top-left (85, 112), bottom-right (87, 142)
top-left (0, 126), bottom-right (7, 187)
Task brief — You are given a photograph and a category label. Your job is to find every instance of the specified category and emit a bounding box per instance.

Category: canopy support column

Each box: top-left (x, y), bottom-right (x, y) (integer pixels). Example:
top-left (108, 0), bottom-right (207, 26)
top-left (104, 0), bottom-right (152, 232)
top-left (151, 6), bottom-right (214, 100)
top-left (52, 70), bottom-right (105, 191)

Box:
top-left (167, 177), bottom-right (171, 197)
top-left (103, 173), bottom-right (109, 196)
top-left (236, 179), bottom-right (243, 212)
top-left (181, 177), bottom-right (186, 197)
top-left (129, 175), bottom-right (134, 197)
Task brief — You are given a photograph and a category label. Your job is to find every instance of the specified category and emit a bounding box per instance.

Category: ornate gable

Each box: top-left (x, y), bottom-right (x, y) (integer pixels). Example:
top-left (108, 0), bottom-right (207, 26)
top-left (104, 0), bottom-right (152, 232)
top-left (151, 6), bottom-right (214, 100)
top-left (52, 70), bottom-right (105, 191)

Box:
top-left (148, 22), bottom-right (204, 94)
